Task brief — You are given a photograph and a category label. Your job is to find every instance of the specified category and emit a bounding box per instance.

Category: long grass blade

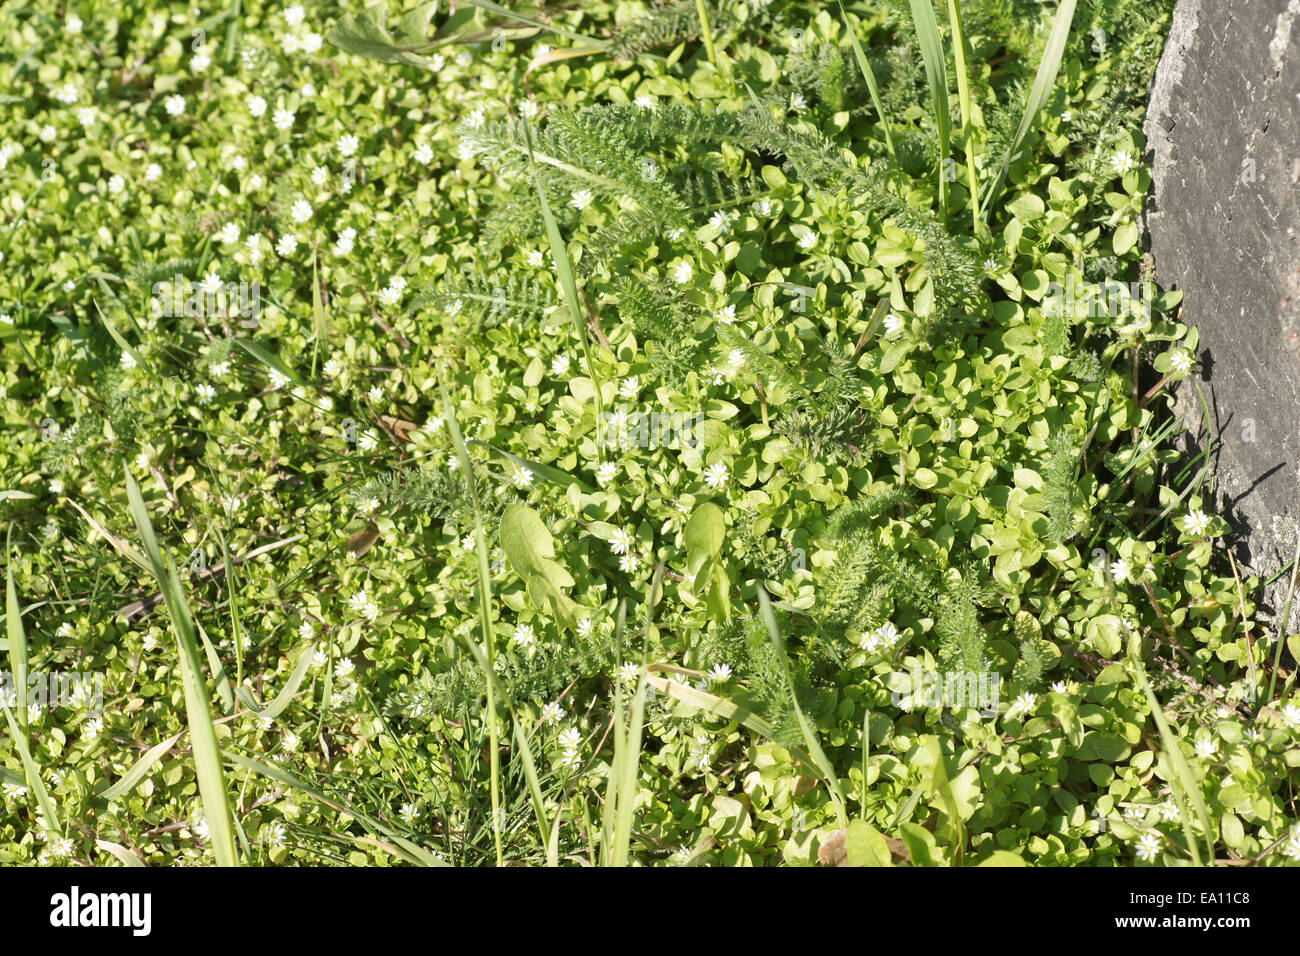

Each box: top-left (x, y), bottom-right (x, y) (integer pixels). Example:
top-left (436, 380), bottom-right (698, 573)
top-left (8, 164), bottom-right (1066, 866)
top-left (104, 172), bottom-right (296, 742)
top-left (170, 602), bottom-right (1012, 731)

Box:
top-left (945, 0), bottom-right (979, 228)
top-left (125, 468), bottom-right (238, 866)
top-left (522, 119), bottom-right (605, 433)
top-left (756, 586), bottom-right (847, 827)
top-left (6, 536), bottom-right (28, 731)
top-left (908, 0), bottom-right (951, 220)
top-left (839, 3), bottom-right (897, 167)
top-left (1132, 652), bottom-right (1212, 865)
top-left (980, 0), bottom-right (1077, 218)
top-left (438, 381), bottom-right (504, 867)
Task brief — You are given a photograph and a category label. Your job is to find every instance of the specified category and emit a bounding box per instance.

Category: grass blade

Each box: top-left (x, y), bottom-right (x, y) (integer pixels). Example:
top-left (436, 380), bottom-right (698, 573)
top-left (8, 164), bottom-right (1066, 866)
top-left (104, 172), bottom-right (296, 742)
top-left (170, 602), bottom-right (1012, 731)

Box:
top-left (945, 0), bottom-right (980, 228)
top-left (230, 754), bottom-right (446, 866)
top-left (756, 586), bottom-right (847, 827)
top-left (980, 0), bottom-right (1077, 218)
top-left (235, 640), bottom-right (317, 721)
top-left (6, 536), bottom-right (28, 731)
top-left (96, 840), bottom-right (145, 867)
top-left (839, 3), bottom-right (897, 167)
top-left (908, 0), bottom-right (951, 220)
top-left (3, 703), bottom-right (61, 835)
top-left (439, 380), bottom-right (505, 867)
top-left (1132, 651), bottom-right (1212, 865)
top-left (522, 118), bottom-right (605, 433)
top-left (99, 732), bottom-right (184, 800)
top-left (125, 468), bottom-right (238, 866)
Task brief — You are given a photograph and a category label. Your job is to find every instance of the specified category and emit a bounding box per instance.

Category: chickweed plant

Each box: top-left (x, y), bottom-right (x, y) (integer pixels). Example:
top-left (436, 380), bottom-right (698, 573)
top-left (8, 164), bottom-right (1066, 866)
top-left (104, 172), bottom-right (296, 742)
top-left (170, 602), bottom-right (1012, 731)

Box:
top-left (0, 0), bottom-right (1297, 868)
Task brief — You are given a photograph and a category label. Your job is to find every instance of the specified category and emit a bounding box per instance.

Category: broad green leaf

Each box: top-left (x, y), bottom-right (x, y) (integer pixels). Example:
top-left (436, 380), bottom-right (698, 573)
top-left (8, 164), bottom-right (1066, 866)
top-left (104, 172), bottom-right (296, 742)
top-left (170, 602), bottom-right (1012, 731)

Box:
top-left (844, 820), bottom-right (893, 867)
top-left (499, 503), bottom-right (579, 627)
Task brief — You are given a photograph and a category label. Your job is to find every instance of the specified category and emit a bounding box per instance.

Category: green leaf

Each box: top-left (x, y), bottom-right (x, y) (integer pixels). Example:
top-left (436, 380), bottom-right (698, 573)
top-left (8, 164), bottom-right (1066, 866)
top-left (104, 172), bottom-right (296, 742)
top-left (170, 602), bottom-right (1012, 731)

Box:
top-left (499, 503), bottom-right (579, 627)
top-left (325, 2), bottom-right (440, 69)
top-left (844, 819), bottom-right (893, 867)
top-left (1113, 220), bottom-right (1139, 256)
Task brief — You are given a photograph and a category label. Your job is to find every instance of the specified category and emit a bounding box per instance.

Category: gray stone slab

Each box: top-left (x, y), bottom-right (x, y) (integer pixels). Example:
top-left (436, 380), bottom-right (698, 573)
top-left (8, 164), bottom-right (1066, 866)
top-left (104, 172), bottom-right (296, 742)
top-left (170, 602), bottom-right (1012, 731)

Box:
top-left (1144, 0), bottom-right (1300, 619)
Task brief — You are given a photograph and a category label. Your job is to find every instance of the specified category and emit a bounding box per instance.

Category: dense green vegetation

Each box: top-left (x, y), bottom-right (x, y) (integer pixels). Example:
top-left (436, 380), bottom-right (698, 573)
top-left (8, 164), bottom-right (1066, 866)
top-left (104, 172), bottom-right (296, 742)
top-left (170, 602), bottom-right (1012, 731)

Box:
top-left (2, 0), bottom-right (1298, 867)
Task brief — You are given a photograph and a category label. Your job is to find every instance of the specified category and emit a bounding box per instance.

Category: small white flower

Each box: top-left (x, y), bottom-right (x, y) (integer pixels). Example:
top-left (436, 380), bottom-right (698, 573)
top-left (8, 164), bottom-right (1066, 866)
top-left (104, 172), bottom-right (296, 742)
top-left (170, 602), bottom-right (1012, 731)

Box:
top-left (540, 702), bottom-right (565, 726)
top-left (66, 15), bottom-right (83, 34)
top-left (1158, 800), bottom-right (1179, 822)
top-left (557, 727), bottom-right (582, 751)
top-left (1194, 737), bottom-right (1218, 759)
top-left (78, 107), bottom-right (96, 128)
top-left (302, 32), bottom-right (322, 54)
top-left (984, 257), bottom-right (1000, 276)
top-left (703, 462), bottom-right (728, 489)
top-left (195, 383), bottom-right (216, 405)
top-left (634, 95), bottom-right (656, 109)
top-left (310, 166), bottom-right (328, 186)
top-left (191, 52), bottom-right (210, 72)
top-left (513, 623), bottom-right (537, 649)
top-left (551, 354), bottom-right (571, 377)
top-left (337, 135), bottom-right (360, 158)
top-left (53, 83), bottom-right (78, 104)
top-left (618, 377), bottom-right (639, 400)
top-left (276, 233), bottom-right (299, 256)
top-left (1134, 832), bottom-right (1162, 862)
top-left (511, 465), bottom-right (533, 489)
top-left (1277, 703), bottom-right (1300, 730)
top-left (715, 305), bottom-right (736, 324)
top-left (1169, 350), bottom-right (1193, 374)
top-left (107, 174), bottom-right (125, 194)
top-left (709, 210), bottom-right (732, 234)
top-left (706, 663), bottom-right (733, 683)
top-left (1110, 150), bottom-right (1137, 176)
top-left (617, 662), bottom-right (639, 685)
top-left (283, 732), bottom-right (300, 753)
top-left (218, 222), bottom-right (241, 245)
top-left (284, 4), bottom-right (306, 26)
top-left (797, 231), bottom-right (818, 251)
top-left (570, 189), bottom-right (594, 211)
top-left (577, 618), bottom-right (594, 637)
top-left (414, 142), bottom-right (434, 164)
top-left (1182, 509), bottom-right (1212, 537)
top-left (609, 528), bottom-right (634, 556)
top-left (145, 162), bottom-right (162, 182)
top-left (753, 198), bottom-right (773, 217)
top-left (1011, 692), bottom-right (1038, 717)
top-left (673, 261), bottom-right (693, 284)
top-left (789, 92), bottom-right (807, 113)
top-left (273, 108), bottom-right (295, 130)
top-left (595, 461), bottom-right (618, 486)
top-left (619, 552), bottom-right (639, 573)
top-left (164, 95), bottom-right (186, 117)
top-left (201, 271), bottom-right (223, 294)
top-left (883, 312), bottom-right (904, 337)
top-left (248, 95), bottom-right (267, 118)
top-left (1111, 558), bottom-right (1131, 584)
top-left (347, 589), bottom-right (380, 622)
top-left (1285, 828), bottom-right (1300, 861)
top-left (519, 99), bottom-right (539, 118)
top-left (83, 717), bottom-right (104, 739)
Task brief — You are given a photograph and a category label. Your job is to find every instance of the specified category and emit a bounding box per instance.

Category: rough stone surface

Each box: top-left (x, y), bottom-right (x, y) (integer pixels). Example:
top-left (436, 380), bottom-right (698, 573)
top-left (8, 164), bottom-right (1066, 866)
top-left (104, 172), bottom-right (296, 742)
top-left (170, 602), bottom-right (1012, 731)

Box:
top-left (1144, 0), bottom-right (1300, 618)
